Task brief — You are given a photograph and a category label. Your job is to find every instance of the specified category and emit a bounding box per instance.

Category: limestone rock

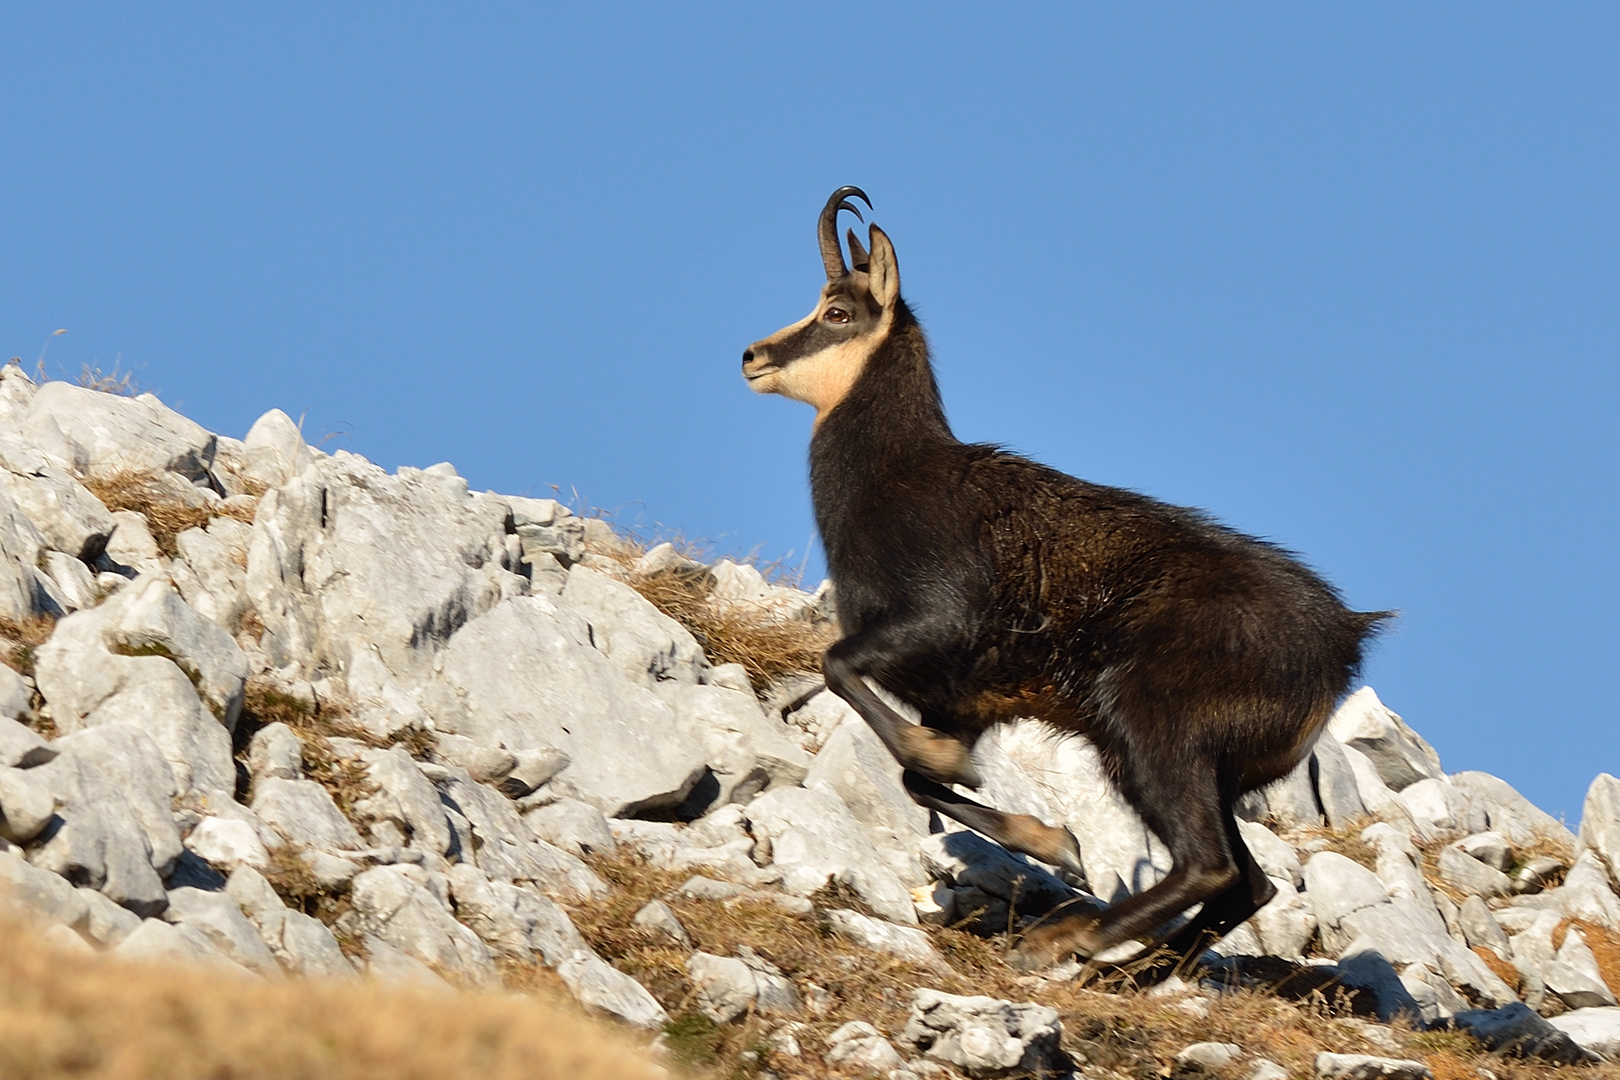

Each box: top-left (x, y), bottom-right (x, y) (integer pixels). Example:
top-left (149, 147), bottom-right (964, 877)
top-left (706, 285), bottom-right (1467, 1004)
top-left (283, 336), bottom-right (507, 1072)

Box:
top-left (0, 459), bottom-right (117, 562)
top-left (0, 677), bottom-right (37, 730)
top-left (1174, 1042), bottom-right (1242, 1074)
top-left (0, 848), bottom-right (91, 929)
top-left (686, 950), bottom-right (801, 1022)
top-left (1582, 772), bottom-right (1620, 887)
top-left (163, 886), bottom-right (281, 974)
top-left (1326, 687), bottom-right (1442, 791)
top-left (246, 721), bottom-right (302, 783)
top-left (1546, 1006), bottom-right (1620, 1060)
top-left (1454, 1002), bottom-right (1605, 1065)
top-left (824, 908), bottom-right (944, 967)
top-left (226, 865), bottom-right (354, 977)
top-left (184, 816), bottom-right (270, 872)
top-left (745, 785), bottom-right (918, 924)
top-left (245, 451), bottom-right (515, 683)
top-left (803, 711), bottom-right (929, 885)
top-left (630, 899), bottom-right (690, 946)
top-left (347, 865), bottom-right (496, 985)
top-left (1437, 841), bottom-right (1514, 898)
top-left (898, 988), bottom-right (1068, 1078)
top-left (1313, 1052), bottom-right (1432, 1079)
top-left (430, 765), bottom-right (607, 899)
top-left (352, 745), bottom-right (452, 856)
top-left (560, 564), bottom-right (707, 685)
top-left (32, 579), bottom-right (237, 795)
top-left (239, 409), bottom-right (313, 488)
top-left (522, 797), bottom-right (615, 857)
top-left (556, 950), bottom-right (669, 1029)
top-left (1449, 771), bottom-right (1576, 849)
top-left (251, 777), bottom-right (364, 853)
top-left (427, 596), bottom-right (706, 817)
top-left (0, 766), bottom-right (56, 844)
top-left (664, 681), bottom-right (811, 809)
top-left (824, 1021), bottom-right (905, 1073)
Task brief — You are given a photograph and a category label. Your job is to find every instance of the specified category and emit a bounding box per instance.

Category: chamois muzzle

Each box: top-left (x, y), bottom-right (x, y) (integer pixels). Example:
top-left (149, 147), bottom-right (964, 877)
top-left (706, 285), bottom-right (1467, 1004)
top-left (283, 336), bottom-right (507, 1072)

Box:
top-left (819, 186), bottom-right (872, 281)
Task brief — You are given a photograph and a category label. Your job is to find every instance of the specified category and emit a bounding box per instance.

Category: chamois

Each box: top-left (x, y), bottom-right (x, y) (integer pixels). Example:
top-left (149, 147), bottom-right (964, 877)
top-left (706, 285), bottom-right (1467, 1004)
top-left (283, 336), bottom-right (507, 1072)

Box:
top-left (742, 187), bottom-right (1388, 973)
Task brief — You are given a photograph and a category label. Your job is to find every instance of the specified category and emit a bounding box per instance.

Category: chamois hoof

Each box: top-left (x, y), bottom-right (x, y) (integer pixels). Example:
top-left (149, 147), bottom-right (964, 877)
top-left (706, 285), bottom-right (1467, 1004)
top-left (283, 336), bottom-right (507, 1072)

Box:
top-left (1006, 912), bottom-right (1104, 973)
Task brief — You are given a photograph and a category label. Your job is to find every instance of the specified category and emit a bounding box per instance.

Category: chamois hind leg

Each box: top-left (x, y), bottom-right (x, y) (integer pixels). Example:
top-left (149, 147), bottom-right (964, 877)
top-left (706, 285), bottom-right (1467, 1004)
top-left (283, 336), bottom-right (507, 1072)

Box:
top-left (823, 631), bottom-right (983, 788)
top-left (1139, 811), bottom-right (1276, 978)
top-left (901, 771), bottom-right (1086, 881)
top-left (1007, 757), bottom-right (1239, 972)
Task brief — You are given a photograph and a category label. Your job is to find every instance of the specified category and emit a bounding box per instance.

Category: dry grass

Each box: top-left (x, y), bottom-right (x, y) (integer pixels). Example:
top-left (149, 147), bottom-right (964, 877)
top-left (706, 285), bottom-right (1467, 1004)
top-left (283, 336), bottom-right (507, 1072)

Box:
top-left (233, 674), bottom-right (435, 819)
top-left (0, 613), bottom-right (56, 677)
top-left (1288, 817), bottom-right (1380, 872)
top-left (560, 845), bottom-right (1619, 1080)
top-left (0, 906), bottom-right (668, 1080)
top-left (588, 533), bottom-right (835, 691)
top-left (74, 361), bottom-right (140, 396)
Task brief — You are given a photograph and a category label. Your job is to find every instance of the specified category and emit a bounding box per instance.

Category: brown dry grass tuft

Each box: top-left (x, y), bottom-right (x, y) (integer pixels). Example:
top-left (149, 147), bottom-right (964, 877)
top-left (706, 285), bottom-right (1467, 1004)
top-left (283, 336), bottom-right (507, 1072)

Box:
top-left (0, 906), bottom-right (668, 1080)
top-left (0, 613), bottom-right (56, 677)
top-left (1288, 817), bottom-right (1380, 872)
top-left (83, 468), bottom-right (211, 557)
top-left (564, 845), bottom-right (1614, 1080)
top-left (234, 674), bottom-right (434, 819)
top-left (588, 533), bottom-right (835, 691)
top-left (74, 361), bottom-right (140, 396)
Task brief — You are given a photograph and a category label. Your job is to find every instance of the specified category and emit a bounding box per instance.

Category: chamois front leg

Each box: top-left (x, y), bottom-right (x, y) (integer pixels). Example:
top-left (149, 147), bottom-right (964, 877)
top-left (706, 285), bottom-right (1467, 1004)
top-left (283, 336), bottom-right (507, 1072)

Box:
top-left (822, 629), bottom-right (982, 789)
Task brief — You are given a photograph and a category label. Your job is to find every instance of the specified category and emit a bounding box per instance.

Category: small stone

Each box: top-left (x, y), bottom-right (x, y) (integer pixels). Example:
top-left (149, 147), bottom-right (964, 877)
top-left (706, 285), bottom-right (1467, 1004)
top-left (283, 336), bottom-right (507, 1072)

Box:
top-left (0, 715), bottom-right (55, 767)
top-left (823, 908), bottom-right (944, 967)
top-left (630, 899), bottom-right (690, 946)
top-left (184, 816), bottom-right (270, 872)
top-left (824, 1022), bottom-right (904, 1074)
top-left (678, 875), bottom-right (749, 901)
top-left (1457, 831), bottom-right (1512, 871)
top-left (247, 722), bottom-right (302, 782)
top-left (1248, 1060), bottom-right (1289, 1080)
top-left (1313, 1052), bottom-right (1432, 1080)
top-left (1174, 1042), bottom-right (1242, 1074)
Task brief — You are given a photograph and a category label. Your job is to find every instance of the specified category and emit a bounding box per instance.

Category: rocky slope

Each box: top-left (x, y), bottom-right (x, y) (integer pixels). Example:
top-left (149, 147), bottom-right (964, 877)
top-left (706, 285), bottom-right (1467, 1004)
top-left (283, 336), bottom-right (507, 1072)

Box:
top-left (3, 359), bottom-right (1620, 1078)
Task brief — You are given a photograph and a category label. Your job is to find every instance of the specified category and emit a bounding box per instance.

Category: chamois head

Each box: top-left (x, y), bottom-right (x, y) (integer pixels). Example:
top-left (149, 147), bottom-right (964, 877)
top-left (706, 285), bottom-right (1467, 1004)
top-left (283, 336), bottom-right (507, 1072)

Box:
top-left (742, 186), bottom-right (902, 422)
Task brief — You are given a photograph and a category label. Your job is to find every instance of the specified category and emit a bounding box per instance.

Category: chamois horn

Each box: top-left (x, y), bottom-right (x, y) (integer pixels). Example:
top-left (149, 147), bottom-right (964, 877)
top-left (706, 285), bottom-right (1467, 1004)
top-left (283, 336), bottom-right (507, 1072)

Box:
top-left (819, 186), bottom-right (871, 280)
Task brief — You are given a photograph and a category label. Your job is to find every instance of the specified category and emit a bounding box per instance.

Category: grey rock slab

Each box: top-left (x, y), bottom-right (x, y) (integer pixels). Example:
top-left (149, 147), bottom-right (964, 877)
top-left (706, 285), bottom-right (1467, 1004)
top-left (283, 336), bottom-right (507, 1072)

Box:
top-left (664, 681), bottom-right (811, 808)
top-left (824, 1021), bottom-right (905, 1073)
top-left (1252, 877), bottom-right (1318, 959)
top-left (430, 731), bottom-right (516, 783)
top-left (251, 777), bottom-right (364, 853)
top-left (352, 745), bottom-right (452, 856)
top-left (114, 917), bottom-right (236, 969)
top-left (94, 572), bottom-right (248, 727)
top-left (1457, 830), bottom-right (1512, 871)
top-left (21, 382), bottom-right (219, 481)
top-left (184, 816), bottom-right (270, 872)
top-left (1303, 851), bottom-right (1390, 931)
top-left (226, 865), bottom-right (354, 977)
top-left (24, 726), bottom-right (180, 916)
top-left (1314, 733), bottom-right (1369, 829)
top-left (523, 797), bottom-right (615, 856)
top-left (432, 765), bottom-right (607, 899)
top-left (0, 462), bottom-right (117, 562)
top-left (32, 584), bottom-right (235, 795)
top-left (0, 677), bottom-right (36, 729)
top-left (1238, 818), bottom-right (1303, 890)
top-left (1335, 898), bottom-right (1518, 1007)
top-left (898, 988), bottom-right (1068, 1079)
top-left (446, 863), bottom-right (588, 963)
top-left (608, 818), bottom-right (760, 879)
top-left (497, 746), bottom-right (570, 798)
top-left (744, 785), bottom-right (918, 924)
top-left (1437, 842), bottom-right (1514, 898)
top-left (348, 865), bottom-right (495, 985)
top-left (824, 908), bottom-right (945, 967)
top-left (804, 711), bottom-right (929, 885)
top-left (918, 828), bottom-right (1081, 918)
top-left (428, 595), bottom-right (708, 818)
top-left (163, 886), bottom-right (280, 974)
top-left (1454, 1002), bottom-right (1605, 1065)
top-left (239, 408), bottom-right (313, 489)
top-left (1547, 1006), bottom-right (1620, 1059)
top-left (556, 951), bottom-right (669, 1029)
top-left (0, 848), bottom-right (90, 929)
top-left (1263, 747), bottom-right (1324, 829)
top-left (1313, 1052), bottom-right (1432, 1080)
top-left (1543, 959), bottom-right (1617, 1009)
top-left (40, 550), bottom-right (99, 612)
top-left (630, 898), bottom-right (690, 946)
top-left (245, 451), bottom-right (513, 683)
top-left (1326, 687), bottom-right (1442, 791)
top-left (686, 951), bottom-right (783, 1023)
top-left (78, 885), bottom-right (142, 947)
top-left (1458, 894), bottom-right (1511, 958)
top-left (1560, 851), bottom-right (1620, 928)
top-left (173, 518), bottom-right (252, 633)
top-left (0, 485), bottom-right (49, 621)
top-left (1395, 777), bottom-right (1464, 837)
top-left (1450, 771), bottom-right (1576, 849)
top-left (1247, 1060), bottom-right (1289, 1080)
top-left (560, 564), bottom-right (707, 685)
top-left (362, 935), bottom-right (450, 987)
top-left (1174, 1042), bottom-right (1242, 1073)
top-left (1583, 772), bottom-right (1620, 887)
top-left (246, 721), bottom-right (302, 783)
top-left (0, 765), bottom-right (56, 844)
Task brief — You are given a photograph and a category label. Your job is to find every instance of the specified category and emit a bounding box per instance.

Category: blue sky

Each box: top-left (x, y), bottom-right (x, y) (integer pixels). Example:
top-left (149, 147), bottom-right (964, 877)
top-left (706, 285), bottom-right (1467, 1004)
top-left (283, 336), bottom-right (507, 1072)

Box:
top-left (4, 6), bottom-right (1616, 823)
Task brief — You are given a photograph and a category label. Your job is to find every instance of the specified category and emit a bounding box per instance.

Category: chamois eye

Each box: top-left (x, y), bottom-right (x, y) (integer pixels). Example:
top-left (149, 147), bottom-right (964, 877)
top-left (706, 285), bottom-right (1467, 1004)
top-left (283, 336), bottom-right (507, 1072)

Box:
top-left (825, 307), bottom-right (852, 324)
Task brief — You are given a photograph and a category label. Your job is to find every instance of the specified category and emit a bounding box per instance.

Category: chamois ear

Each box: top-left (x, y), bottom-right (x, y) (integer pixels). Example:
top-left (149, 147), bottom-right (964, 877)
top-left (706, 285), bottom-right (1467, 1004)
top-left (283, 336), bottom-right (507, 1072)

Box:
top-left (866, 224), bottom-right (900, 310)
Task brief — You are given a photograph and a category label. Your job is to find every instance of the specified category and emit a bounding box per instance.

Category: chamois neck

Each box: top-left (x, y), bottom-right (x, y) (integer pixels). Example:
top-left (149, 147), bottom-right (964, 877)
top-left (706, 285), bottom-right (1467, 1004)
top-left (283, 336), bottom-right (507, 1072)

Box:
top-left (810, 301), bottom-right (955, 458)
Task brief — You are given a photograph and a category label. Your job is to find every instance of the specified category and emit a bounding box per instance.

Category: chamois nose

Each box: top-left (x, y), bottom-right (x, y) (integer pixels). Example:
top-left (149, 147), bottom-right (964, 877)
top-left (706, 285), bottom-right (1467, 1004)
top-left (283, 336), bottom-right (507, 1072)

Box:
top-left (742, 348), bottom-right (755, 368)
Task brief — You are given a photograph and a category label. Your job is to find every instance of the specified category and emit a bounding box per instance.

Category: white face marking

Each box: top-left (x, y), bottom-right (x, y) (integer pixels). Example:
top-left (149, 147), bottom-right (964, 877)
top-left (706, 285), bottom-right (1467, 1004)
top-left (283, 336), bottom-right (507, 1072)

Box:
top-left (743, 287), bottom-right (892, 426)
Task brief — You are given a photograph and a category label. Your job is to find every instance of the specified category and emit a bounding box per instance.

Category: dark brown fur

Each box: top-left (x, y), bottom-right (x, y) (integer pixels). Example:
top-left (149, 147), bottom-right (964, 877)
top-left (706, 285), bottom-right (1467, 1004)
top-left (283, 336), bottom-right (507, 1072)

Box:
top-left (746, 190), bottom-right (1387, 974)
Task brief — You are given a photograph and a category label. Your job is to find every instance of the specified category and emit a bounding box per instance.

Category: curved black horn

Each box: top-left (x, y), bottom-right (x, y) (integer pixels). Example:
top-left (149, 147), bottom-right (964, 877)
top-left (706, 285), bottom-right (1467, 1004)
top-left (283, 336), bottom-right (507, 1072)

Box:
top-left (819, 186), bottom-right (872, 280)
